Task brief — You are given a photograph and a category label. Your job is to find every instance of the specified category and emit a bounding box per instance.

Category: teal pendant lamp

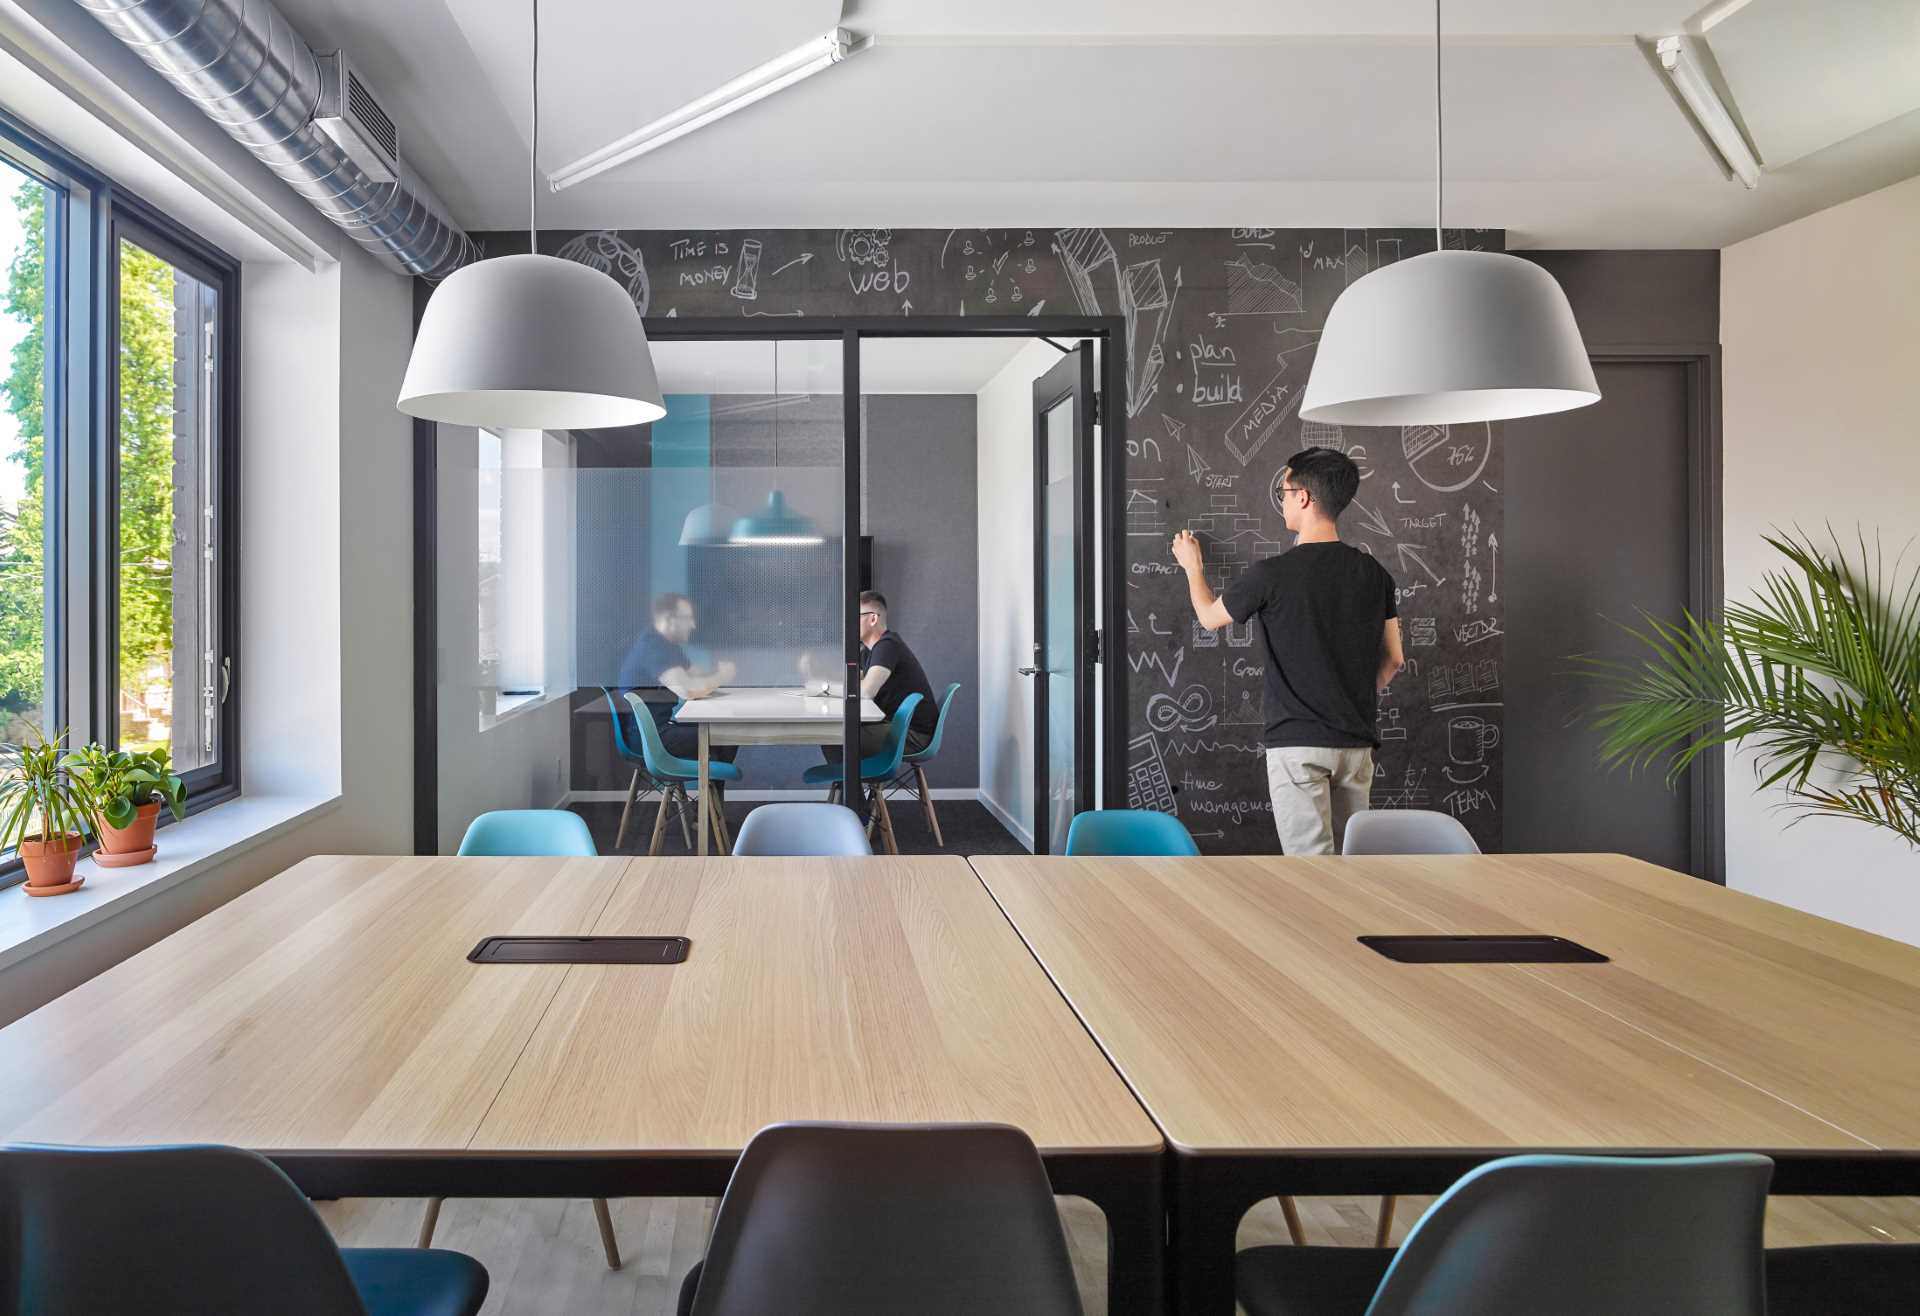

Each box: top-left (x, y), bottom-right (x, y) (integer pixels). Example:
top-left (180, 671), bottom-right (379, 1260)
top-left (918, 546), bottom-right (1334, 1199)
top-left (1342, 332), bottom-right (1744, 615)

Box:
top-left (728, 346), bottom-right (823, 546)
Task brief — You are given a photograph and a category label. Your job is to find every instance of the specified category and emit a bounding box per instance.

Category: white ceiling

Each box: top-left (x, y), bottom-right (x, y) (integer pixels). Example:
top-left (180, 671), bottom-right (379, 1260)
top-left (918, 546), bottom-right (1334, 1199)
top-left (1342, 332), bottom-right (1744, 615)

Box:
top-left (268, 0), bottom-right (1920, 249)
top-left (653, 335), bottom-right (1039, 395)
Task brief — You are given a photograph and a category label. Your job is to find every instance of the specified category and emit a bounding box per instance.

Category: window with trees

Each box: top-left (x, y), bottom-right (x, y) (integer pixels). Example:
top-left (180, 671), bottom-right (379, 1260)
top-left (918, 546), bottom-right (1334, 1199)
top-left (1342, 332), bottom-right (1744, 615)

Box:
top-left (0, 114), bottom-right (239, 881)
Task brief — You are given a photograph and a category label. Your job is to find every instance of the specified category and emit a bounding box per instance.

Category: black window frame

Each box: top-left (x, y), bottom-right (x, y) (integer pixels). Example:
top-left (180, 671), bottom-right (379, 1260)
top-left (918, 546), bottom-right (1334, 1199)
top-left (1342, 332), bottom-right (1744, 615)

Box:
top-left (0, 109), bottom-right (241, 890)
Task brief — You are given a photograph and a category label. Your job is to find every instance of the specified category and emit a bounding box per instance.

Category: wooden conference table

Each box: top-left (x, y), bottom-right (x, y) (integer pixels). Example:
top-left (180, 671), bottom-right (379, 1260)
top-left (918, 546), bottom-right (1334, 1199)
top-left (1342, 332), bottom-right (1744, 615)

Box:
top-left (974, 851), bottom-right (1920, 1313)
top-left (0, 853), bottom-right (1166, 1312)
top-left (5, 849), bottom-right (1919, 1314)
top-left (672, 687), bottom-right (884, 855)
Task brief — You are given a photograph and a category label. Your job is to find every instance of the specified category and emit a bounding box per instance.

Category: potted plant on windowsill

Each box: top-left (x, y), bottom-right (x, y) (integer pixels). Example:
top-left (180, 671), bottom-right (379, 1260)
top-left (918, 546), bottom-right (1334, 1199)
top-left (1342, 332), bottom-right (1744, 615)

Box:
top-left (65, 744), bottom-right (186, 867)
top-left (0, 729), bottom-right (99, 896)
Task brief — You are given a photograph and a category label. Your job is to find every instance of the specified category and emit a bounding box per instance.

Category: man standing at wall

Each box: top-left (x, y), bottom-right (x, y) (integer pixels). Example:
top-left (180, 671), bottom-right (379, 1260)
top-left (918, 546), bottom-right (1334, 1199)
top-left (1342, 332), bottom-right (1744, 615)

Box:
top-left (1172, 447), bottom-right (1404, 854)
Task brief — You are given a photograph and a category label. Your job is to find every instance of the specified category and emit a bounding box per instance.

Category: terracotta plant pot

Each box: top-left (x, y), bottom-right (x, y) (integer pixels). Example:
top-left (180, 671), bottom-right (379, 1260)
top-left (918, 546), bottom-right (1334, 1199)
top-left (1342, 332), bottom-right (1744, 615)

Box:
top-left (19, 832), bottom-right (85, 892)
top-left (95, 799), bottom-right (161, 858)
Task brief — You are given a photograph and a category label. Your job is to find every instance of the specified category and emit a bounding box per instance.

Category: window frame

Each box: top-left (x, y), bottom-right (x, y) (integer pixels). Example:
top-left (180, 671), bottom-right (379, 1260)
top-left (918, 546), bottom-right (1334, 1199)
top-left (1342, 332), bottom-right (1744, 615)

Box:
top-left (101, 191), bottom-right (242, 814)
top-left (0, 110), bottom-right (241, 889)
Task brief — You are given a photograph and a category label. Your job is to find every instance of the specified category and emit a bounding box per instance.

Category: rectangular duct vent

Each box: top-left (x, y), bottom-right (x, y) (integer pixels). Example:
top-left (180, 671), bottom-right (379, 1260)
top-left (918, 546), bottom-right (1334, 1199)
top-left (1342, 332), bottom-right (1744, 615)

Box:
top-left (315, 51), bottom-right (400, 184)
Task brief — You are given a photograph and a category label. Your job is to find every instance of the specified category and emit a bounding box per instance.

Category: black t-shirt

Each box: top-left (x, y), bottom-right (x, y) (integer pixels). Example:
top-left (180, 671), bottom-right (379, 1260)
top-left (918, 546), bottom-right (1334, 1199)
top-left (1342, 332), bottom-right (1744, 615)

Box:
top-left (864, 631), bottom-right (938, 738)
top-left (618, 628), bottom-right (691, 727)
top-left (1221, 542), bottom-right (1398, 749)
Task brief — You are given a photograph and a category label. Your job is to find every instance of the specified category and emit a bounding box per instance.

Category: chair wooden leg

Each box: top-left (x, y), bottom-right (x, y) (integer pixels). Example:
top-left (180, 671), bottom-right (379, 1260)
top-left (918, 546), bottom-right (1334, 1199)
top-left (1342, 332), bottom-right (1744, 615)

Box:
top-left (1374, 1195), bottom-right (1396, 1248)
top-left (671, 786), bottom-right (694, 850)
top-left (1280, 1195), bottom-right (1306, 1245)
top-left (708, 794), bottom-right (731, 855)
top-left (417, 1197), bottom-right (443, 1248)
top-left (914, 764), bottom-right (942, 846)
top-left (827, 781), bottom-right (840, 805)
top-left (592, 1197), bottom-right (622, 1270)
top-left (647, 789), bottom-right (672, 857)
top-left (614, 770), bottom-right (642, 850)
top-left (873, 789), bottom-right (899, 855)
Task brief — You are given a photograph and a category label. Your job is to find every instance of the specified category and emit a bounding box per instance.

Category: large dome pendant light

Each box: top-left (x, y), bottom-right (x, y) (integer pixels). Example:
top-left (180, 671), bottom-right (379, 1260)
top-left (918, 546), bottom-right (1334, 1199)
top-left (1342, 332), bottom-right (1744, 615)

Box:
top-left (1298, 0), bottom-right (1599, 427)
top-left (397, 0), bottom-right (663, 430)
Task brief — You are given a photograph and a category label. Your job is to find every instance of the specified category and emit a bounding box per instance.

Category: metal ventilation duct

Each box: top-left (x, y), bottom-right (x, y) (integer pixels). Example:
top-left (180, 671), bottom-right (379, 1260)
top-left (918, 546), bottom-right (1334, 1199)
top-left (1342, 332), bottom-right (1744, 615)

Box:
top-left (75, 0), bottom-right (477, 279)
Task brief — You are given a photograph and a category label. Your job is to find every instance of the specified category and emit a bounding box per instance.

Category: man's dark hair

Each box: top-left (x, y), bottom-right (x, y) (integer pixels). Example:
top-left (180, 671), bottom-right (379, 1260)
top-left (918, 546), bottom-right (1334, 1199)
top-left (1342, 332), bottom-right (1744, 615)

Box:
top-left (652, 592), bottom-right (692, 622)
top-left (1280, 446), bottom-right (1360, 519)
top-left (859, 590), bottom-right (888, 616)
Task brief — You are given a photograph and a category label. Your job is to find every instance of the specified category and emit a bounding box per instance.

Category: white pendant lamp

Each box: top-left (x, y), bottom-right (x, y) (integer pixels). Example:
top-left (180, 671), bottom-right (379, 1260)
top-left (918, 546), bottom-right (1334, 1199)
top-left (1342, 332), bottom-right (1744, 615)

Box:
top-left (398, 0), bottom-right (663, 430)
top-left (1299, 0), bottom-right (1599, 427)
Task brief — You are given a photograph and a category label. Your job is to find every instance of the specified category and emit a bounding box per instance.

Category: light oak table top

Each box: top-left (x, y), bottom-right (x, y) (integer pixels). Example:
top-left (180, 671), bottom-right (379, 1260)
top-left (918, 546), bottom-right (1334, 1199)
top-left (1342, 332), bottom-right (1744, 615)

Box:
top-left (971, 852), bottom-right (1892, 1156)
top-left (0, 853), bottom-right (626, 1150)
top-left (474, 857), bottom-right (1161, 1154)
top-left (0, 854), bottom-right (1158, 1159)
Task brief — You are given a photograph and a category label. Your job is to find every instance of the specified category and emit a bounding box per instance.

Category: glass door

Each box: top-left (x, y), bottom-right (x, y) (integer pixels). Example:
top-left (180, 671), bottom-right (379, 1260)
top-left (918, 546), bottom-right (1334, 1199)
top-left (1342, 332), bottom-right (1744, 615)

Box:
top-left (1029, 344), bottom-right (1095, 852)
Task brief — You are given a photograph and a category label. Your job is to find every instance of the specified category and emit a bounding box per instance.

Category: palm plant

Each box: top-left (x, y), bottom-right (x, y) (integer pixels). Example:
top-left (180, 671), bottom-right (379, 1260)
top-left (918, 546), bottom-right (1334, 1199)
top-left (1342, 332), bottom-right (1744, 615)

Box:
top-left (1577, 529), bottom-right (1920, 847)
top-left (0, 726), bottom-right (98, 851)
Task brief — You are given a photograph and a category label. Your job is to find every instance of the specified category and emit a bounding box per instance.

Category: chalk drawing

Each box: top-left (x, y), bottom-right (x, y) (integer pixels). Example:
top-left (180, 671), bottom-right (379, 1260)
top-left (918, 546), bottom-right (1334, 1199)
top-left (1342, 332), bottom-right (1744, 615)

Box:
top-left (1124, 262), bottom-right (1180, 416)
top-left (1404, 421), bottom-right (1493, 493)
top-left (1125, 732), bottom-right (1177, 814)
top-left (1147, 684), bottom-right (1216, 734)
top-left (1456, 617), bottom-right (1505, 647)
top-left (1223, 250), bottom-right (1304, 315)
top-left (1223, 371), bottom-right (1303, 467)
top-left (1408, 617), bottom-right (1439, 648)
top-left (554, 230), bottom-right (650, 313)
top-left (1125, 480), bottom-right (1168, 537)
top-left (1127, 646), bottom-right (1185, 688)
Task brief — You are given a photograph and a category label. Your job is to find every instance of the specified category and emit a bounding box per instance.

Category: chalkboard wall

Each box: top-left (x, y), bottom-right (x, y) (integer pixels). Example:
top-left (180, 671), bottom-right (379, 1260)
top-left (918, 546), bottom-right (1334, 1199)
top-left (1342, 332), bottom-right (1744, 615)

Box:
top-left (475, 226), bottom-right (1508, 852)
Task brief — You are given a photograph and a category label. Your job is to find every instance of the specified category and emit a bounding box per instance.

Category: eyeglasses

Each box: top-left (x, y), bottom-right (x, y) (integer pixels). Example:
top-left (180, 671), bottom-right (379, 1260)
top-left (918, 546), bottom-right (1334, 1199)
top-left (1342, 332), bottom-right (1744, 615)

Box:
top-left (859, 611), bottom-right (881, 621)
top-left (1278, 484), bottom-right (1309, 500)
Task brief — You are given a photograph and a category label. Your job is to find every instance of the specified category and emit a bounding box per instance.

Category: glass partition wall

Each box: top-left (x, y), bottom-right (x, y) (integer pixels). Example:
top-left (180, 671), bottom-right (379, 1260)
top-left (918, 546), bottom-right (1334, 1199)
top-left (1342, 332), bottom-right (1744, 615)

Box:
top-left (433, 337), bottom-right (849, 855)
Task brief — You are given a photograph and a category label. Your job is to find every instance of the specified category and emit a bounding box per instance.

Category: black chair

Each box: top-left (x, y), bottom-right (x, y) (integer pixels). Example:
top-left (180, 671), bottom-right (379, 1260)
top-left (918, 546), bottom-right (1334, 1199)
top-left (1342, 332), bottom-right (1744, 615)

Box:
top-left (677, 1122), bottom-right (1082, 1316)
top-left (0, 1143), bottom-right (487, 1316)
top-left (1767, 1243), bottom-right (1920, 1315)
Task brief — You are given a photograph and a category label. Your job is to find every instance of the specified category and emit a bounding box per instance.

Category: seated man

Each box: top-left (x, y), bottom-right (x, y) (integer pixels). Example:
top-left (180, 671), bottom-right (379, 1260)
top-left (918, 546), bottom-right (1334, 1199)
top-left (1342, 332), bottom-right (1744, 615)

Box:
top-left (823, 591), bottom-right (938, 764)
top-left (618, 592), bottom-right (738, 765)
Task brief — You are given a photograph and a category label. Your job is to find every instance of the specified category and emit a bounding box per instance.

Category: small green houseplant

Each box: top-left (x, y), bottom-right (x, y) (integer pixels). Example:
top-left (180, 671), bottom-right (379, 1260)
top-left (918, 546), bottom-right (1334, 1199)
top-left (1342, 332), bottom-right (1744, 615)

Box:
top-left (1578, 530), bottom-right (1920, 846)
top-left (0, 728), bottom-right (99, 894)
top-left (65, 743), bottom-right (186, 865)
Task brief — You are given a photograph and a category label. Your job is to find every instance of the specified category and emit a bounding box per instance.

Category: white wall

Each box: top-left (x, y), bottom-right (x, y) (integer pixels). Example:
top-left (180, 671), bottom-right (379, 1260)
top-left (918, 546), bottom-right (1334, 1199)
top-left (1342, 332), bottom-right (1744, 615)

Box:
top-left (974, 341), bottom-right (1058, 848)
top-left (1721, 173), bottom-right (1920, 944)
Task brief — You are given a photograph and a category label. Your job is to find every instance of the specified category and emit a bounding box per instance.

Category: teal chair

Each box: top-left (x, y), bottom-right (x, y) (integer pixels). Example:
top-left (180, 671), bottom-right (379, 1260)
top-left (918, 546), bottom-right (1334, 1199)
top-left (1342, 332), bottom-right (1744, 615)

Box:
top-left (456, 809), bottom-right (597, 858)
top-left (447, 807), bottom-right (620, 1270)
top-left (604, 688), bottom-right (695, 852)
top-left (1063, 809), bottom-right (1201, 857)
top-left (622, 691), bottom-right (743, 855)
top-left (1236, 1153), bottom-right (1771, 1316)
top-left (799, 693), bottom-right (924, 855)
top-left (882, 683), bottom-right (960, 847)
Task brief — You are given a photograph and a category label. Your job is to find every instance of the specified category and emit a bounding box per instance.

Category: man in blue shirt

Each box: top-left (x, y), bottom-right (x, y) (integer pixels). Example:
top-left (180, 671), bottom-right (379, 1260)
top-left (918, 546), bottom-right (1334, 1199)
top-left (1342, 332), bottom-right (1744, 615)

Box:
top-left (618, 593), bottom-right (738, 764)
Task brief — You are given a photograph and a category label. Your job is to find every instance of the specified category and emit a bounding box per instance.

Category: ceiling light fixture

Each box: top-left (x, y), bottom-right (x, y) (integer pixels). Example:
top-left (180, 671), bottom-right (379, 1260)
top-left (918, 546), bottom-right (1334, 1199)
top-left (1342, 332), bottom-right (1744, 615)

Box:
top-left (1299, 0), bottom-right (1600, 428)
top-left (1654, 35), bottom-right (1762, 189)
top-left (731, 347), bottom-right (823, 547)
top-left (398, 0), bottom-right (663, 430)
top-left (548, 28), bottom-right (870, 191)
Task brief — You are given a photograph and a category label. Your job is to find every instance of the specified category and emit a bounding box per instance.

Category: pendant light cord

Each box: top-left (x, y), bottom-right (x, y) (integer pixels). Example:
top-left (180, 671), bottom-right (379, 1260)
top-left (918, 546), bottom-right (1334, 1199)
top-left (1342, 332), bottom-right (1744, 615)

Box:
top-left (1433, 0), bottom-right (1443, 251)
top-left (529, 0), bottom-right (539, 256)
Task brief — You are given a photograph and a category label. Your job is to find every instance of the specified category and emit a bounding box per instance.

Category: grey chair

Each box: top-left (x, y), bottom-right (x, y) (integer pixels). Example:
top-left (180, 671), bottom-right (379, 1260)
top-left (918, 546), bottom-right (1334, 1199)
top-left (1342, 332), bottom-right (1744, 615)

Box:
top-left (1236, 1152), bottom-right (1771, 1316)
top-left (732, 803), bottom-right (873, 856)
top-left (1339, 805), bottom-right (1481, 1245)
top-left (0, 1143), bottom-right (487, 1316)
top-left (677, 1123), bottom-right (1082, 1316)
top-left (1341, 808), bottom-right (1481, 856)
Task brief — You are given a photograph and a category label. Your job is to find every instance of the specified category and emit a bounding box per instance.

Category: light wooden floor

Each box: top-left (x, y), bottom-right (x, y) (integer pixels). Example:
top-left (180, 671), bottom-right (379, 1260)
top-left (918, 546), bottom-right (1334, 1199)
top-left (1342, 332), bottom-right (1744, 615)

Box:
top-left (319, 1190), bottom-right (1920, 1314)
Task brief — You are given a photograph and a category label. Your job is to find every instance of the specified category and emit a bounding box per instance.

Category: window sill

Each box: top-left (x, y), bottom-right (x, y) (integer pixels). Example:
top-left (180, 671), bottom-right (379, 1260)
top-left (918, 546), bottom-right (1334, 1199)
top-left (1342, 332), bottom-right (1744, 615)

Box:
top-left (478, 687), bottom-right (568, 731)
top-left (0, 793), bottom-right (342, 975)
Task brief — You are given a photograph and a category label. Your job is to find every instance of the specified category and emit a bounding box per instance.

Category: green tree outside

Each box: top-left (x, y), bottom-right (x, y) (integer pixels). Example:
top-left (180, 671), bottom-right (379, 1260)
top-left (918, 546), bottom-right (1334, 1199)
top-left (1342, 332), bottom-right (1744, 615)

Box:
top-left (2, 177), bottom-right (180, 751)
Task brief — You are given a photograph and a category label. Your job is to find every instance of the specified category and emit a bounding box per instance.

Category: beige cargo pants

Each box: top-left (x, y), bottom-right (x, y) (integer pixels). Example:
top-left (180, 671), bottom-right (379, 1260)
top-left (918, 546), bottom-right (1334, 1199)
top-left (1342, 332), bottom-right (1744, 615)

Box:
top-left (1265, 746), bottom-right (1374, 856)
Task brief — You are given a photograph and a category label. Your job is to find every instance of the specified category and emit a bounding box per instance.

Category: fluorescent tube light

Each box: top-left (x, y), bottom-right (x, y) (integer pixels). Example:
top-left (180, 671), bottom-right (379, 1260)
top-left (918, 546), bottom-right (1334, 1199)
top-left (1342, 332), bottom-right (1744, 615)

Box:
top-left (549, 29), bottom-right (869, 190)
top-left (1655, 35), bottom-right (1761, 189)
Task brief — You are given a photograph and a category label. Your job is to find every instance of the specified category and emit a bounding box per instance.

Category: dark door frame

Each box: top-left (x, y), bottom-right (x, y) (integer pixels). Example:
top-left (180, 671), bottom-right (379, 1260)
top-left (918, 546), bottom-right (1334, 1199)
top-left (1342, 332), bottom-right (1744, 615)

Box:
top-left (1586, 344), bottom-right (1725, 883)
top-left (412, 314), bottom-right (1130, 855)
top-left (1030, 344), bottom-right (1098, 853)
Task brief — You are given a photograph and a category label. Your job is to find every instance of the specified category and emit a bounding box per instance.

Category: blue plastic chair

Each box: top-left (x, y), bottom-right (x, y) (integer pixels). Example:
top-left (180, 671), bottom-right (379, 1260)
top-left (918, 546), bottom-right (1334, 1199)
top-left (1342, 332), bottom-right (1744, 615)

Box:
top-left (1063, 809), bottom-right (1201, 857)
top-left (0, 1142), bottom-right (487, 1316)
top-left (622, 691), bottom-right (743, 855)
top-left (799, 693), bottom-right (923, 854)
top-left (456, 809), bottom-right (597, 858)
top-left (1236, 1153), bottom-right (1772, 1316)
top-left (882, 683), bottom-right (960, 847)
top-left (733, 803), bottom-right (873, 857)
top-left (605, 687), bottom-right (696, 852)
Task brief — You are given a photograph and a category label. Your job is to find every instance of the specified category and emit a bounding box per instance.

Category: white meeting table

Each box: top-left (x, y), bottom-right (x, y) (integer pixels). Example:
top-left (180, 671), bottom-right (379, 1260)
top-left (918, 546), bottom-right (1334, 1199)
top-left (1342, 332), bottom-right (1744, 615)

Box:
top-left (672, 688), bottom-right (883, 853)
